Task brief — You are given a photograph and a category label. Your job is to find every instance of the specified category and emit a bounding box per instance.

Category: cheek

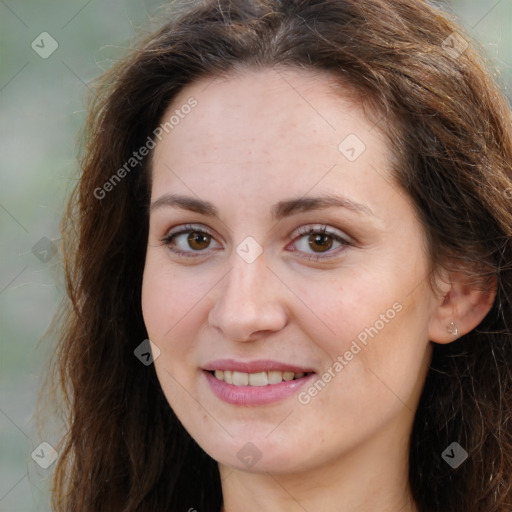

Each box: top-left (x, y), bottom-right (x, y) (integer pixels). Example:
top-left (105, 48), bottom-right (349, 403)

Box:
top-left (141, 253), bottom-right (222, 392)
top-left (141, 256), bottom-right (207, 407)
top-left (289, 266), bottom-right (400, 351)
top-left (141, 263), bottom-right (175, 342)
top-left (141, 253), bottom-right (207, 343)
top-left (294, 263), bottom-right (431, 396)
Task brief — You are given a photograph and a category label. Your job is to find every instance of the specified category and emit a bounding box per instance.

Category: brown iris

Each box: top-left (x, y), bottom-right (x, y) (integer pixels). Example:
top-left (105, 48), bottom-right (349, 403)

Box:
top-left (308, 232), bottom-right (333, 252)
top-left (188, 231), bottom-right (211, 250)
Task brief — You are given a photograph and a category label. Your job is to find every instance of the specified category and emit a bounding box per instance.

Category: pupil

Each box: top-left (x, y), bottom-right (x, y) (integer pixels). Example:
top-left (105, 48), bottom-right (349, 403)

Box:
top-left (188, 232), bottom-right (210, 250)
top-left (309, 233), bottom-right (333, 252)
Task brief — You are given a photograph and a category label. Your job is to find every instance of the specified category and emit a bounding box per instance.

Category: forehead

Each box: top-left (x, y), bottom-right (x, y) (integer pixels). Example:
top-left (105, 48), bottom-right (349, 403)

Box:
top-left (156, 67), bottom-right (373, 149)
top-left (150, 66), bottom-right (394, 215)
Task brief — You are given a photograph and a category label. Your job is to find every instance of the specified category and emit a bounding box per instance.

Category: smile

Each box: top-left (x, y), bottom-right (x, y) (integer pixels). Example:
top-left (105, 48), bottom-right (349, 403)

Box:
top-left (202, 360), bottom-right (316, 406)
top-left (211, 369), bottom-right (310, 386)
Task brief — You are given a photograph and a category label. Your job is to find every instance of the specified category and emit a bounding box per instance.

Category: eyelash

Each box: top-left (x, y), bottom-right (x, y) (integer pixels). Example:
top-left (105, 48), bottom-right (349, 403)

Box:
top-left (160, 223), bottom-right (351, 261)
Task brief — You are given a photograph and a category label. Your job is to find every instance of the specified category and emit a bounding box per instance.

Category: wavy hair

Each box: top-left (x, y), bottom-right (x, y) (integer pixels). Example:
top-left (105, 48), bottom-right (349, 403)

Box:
top-left (43, 0), bottom-right (512, 510)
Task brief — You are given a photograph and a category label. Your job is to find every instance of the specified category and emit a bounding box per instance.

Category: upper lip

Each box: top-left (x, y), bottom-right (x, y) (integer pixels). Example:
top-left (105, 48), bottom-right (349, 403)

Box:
top-left (202, 359), bottom-right (315, 374)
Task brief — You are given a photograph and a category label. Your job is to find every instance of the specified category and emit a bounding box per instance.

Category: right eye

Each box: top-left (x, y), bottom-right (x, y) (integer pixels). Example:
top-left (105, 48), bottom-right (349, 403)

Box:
top-left (161, 224), bottom-right (222, 258)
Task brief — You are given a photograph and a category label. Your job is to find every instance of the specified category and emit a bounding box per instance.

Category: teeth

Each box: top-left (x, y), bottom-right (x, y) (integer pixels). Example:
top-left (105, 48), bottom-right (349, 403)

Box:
top-left (249, 372), bottom-right (268, 386)
top-left (232, 371), bottom-right (249, 386)
top-left (212, 370), bottom-right (308, 386)
top-left (268, 370), bottom-right (283, 384)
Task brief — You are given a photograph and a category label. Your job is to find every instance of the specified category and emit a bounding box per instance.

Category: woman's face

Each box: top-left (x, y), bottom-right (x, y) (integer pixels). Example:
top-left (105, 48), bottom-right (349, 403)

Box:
top-left (142, 67), bottom-right (440, 474)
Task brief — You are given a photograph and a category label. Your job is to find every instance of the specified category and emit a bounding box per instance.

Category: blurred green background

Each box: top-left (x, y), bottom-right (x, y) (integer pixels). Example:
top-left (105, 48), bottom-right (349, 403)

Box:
top-left (1, 0), bottom-right (511, 510)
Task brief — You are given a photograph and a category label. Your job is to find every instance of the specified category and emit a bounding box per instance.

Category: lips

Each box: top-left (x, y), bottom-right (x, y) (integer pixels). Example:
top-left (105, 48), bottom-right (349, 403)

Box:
top-left (202, 359), bottom-right (316, 406)
top-left (202, 358), bottom-right (315, 374)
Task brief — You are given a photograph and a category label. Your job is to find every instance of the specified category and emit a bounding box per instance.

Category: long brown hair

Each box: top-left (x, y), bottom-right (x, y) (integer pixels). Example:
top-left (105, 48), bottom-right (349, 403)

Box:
top-left (44, 0), bottom-right (512, 510)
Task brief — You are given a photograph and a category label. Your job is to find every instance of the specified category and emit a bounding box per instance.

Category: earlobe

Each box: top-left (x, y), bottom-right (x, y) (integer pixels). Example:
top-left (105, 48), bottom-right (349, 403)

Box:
top-left (428, 271), bottom-right (497, 344)
top-left (447, 321), bottom-right (458, 337)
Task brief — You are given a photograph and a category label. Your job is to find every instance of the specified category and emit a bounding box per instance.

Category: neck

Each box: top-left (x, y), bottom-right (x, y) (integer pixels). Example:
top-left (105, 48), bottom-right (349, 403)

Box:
top-left (219, 410), bottom-right (419, 512)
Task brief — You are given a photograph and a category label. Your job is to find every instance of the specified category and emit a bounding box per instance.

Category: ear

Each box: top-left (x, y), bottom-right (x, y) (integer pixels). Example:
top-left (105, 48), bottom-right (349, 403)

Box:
top-left (428, 270), bottom-right (497, 344)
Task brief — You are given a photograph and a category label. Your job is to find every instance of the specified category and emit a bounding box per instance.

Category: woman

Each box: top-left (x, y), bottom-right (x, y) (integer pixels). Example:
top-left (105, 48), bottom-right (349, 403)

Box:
top-left (45, 0), bottom-right (512, 510)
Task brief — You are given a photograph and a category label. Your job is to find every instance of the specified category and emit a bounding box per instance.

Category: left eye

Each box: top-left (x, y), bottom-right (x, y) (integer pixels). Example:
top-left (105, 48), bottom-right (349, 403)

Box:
top-left (289, 226), bottom-right (350, 259)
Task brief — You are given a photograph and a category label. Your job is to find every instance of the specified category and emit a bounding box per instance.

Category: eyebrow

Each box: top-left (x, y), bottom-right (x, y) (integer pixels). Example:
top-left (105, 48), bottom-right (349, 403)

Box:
top-left (149, 193), bottom-right (375, 220)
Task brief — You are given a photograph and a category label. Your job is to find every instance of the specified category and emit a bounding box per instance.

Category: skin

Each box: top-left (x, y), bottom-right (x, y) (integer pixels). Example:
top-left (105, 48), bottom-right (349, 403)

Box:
top-left (141, 67), bottom-right (495, 512)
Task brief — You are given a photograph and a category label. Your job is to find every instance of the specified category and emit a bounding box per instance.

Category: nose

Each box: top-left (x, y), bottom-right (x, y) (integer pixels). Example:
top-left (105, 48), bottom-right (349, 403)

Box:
top-left (208, 255), bottom-right (288, 342)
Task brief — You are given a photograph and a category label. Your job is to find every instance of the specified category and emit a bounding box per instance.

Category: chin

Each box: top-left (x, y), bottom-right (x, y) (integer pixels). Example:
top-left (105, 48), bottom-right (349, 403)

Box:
top-left (201, 435), bottom-right (314, 474)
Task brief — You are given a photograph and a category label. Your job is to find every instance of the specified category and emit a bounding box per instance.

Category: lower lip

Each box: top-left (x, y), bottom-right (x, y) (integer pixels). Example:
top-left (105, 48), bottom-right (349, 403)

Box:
top-left (204, 370), bottom-right (316, 406)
